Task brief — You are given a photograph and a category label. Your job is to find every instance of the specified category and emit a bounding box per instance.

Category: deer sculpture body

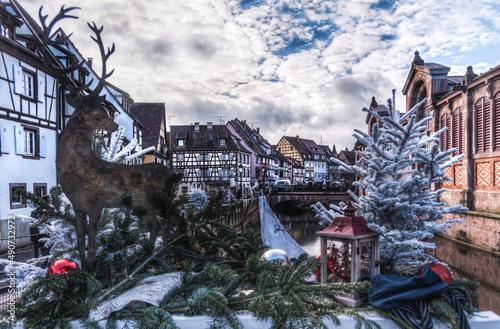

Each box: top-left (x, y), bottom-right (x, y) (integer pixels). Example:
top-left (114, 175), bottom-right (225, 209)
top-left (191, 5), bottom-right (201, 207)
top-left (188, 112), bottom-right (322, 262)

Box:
top-left (41, 7), bottom-right (176, 269)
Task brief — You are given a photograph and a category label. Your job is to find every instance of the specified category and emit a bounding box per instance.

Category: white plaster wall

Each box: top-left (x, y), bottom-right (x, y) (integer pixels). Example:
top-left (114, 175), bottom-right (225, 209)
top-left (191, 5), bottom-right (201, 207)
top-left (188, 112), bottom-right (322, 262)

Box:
top-left (0, 119), bottom-right (57, 219)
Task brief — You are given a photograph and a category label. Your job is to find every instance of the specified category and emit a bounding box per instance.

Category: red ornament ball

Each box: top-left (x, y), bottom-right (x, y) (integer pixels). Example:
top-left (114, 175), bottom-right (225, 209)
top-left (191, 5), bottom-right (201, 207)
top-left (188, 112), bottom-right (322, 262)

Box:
top-left (46, 258), bottom-right (80, 276)
top-left (417, 262), bottom-right (453, 285)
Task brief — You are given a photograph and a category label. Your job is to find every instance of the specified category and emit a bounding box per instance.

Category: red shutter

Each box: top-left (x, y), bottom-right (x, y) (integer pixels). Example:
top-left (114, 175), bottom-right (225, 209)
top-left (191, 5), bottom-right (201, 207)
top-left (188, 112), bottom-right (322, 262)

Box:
top-left (484, 98), bottom-right (491, 152)
top-left (476, 99), bottom-right (491, 153)
top-left (476, 101), bottom-right (482, 152)
top-left (452, 109), bottom-right (463, 154)
top-left (495, 94), bottom-right (500, 151)
top-left (440, 114), bottom-right (450, 151)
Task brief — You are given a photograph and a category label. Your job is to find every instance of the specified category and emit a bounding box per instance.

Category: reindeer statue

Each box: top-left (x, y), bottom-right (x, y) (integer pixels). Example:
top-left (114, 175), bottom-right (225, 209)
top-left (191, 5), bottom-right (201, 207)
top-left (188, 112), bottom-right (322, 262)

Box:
top-left (39, 7), bottom-right (177, 269)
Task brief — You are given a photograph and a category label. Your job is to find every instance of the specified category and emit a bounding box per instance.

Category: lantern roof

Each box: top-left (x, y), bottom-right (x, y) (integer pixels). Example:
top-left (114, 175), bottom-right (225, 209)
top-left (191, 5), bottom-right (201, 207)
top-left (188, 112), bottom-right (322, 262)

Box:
top-left (317, 201), bottom-right (377, 239)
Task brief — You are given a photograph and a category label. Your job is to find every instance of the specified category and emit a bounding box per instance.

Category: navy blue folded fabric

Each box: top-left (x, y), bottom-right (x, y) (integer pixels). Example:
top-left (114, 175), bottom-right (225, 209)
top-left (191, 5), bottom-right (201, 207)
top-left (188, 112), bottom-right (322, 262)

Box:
top-left (369, 266), bottom-right (448, 310)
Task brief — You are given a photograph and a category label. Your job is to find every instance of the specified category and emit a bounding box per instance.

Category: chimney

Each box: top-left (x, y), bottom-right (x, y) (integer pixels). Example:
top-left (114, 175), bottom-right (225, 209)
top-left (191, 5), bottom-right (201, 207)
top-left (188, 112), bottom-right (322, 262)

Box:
top-left (87, 57), bottom-right (93, 68)
top-left (194, 122), bottom-right (200, 132)
top-left (256, 127), bottom-right (260, 134)
top-left (207, 122), bottom-right (213, 130)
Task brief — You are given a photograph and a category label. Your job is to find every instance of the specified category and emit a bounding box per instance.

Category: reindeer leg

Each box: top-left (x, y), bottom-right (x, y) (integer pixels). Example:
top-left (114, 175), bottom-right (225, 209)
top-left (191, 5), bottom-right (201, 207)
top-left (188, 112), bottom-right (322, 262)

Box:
top-left (148, 214), bottom-right (159, 246)
top-left (87, 208), bottom-right (101, 269)
top-left (75, 210), bottom-right (89, 271)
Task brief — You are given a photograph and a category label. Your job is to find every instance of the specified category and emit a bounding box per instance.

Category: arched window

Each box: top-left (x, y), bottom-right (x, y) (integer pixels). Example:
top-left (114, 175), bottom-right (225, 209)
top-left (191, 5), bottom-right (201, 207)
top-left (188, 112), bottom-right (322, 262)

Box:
top-left (494, 93), bottom-right (500, 151)
top-left (440, 113), bottom-right (450, 151)
top-left (452, 108), bottom-right (463, 154)
top-left (410, 81), bottom-right (428, 121)
top-left (475, 97), bottom-right (491, 153)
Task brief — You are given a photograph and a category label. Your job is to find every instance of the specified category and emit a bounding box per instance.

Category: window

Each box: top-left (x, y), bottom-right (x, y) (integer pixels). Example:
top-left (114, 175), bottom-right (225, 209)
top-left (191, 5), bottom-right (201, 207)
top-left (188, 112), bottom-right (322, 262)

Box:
top-left (220, 138), bottom-right (226, 146)
top-left (33, 183), bottom-right (47, 197)
top-left (452, 108), bottom-right (463, 154)
top-left (25, 130), bottom-right (35, 155)
top-left (440, 113), bottom-right (450, 151)
top-left (220, 168), bottom-right (231, 180)
top-left (178, 139), bottom-right (185, 147)
top-left (177, 153), bottom-right (184, 162)
top-left (134, 125), bottom-right (143, 147)
top-left (10, 183), bottom-right (27, 209)
top-left (22, 71), bottom-right (34, 98)
top-left (15, 124), bottom-right (44, 158)
top-left (1, 24), bottom-right (10, 39)
top-left (475, 98), bottom-right (491, 153)
top-left (181, 186), bottom-right (188, 194)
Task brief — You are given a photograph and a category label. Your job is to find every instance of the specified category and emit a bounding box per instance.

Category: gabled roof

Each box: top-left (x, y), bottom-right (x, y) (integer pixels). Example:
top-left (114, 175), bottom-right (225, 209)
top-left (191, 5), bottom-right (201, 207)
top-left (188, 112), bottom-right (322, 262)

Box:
top-left (130, 103), bottom-right (165, 148)
top-left (170, 124), bottom-right (249, 153)
top-left (337, 150), bottom-right (355, 165)
top-left (227, 118), bottom-right (271, 158)
top-left (402, 51), bottom-right (450, 95)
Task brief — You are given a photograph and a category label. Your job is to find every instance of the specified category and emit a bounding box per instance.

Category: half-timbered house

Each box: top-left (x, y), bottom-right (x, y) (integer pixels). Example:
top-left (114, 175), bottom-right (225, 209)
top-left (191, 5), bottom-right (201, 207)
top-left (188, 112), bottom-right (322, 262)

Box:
top-left (0, 1), bottom-right (60, 218)
top-left (170, 122), bottom-right (251, 194)
top-left (226, 118), bottom-right (272, 185)
top-left (276, 136), bottom-right (327, 183)
top-left (0, 0), bottom-right (143, 218)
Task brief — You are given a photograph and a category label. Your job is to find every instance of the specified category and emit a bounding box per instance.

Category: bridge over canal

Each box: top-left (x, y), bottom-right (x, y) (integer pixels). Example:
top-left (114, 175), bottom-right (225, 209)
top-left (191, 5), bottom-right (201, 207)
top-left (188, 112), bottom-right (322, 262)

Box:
top-left (268, 185), bottom-right (352, 208)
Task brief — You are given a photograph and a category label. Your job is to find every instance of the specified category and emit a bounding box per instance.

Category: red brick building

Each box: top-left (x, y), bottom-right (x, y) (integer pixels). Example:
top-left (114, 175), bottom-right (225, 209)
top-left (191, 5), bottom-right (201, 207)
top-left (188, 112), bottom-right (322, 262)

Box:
top-left (402, 51), bottom-right (500, 212)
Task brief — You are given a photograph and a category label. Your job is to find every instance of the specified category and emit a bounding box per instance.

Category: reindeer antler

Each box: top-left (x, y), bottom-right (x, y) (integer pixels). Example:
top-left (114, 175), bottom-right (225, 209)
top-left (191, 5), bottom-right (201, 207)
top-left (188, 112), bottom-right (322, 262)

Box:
top-left (38, 6), bottom-right (85, 75)
top-left (87, 22), bottom-right (115, 96)
top-left (38, 6), bottom-right (116, 97)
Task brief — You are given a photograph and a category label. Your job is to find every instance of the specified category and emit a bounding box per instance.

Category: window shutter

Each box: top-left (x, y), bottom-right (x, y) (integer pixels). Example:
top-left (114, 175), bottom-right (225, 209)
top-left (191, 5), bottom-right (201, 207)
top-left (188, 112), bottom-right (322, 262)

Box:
top-left (184, 169), bottom-right (189, 177)
top-left (229, 153), bottom-right (233, 160)
top-left (39, 131), bottom-right (47, 157)
top-left (37, 72), bottom-right (46, 103)
top-left (13, 64), bottom-right (23, 94)
top-left (494, 95), bottom-right (500, 151)
top-left (453, 108), bottom-right (463, 154)
top-left (218, 168), bottom-right (222, 178)
top-left (197, 169), bottom-right (201, 177)
top-left (197, 154), bottom-right (202, 161)
top-left (476, 101), bottom-right (483, 153)
top-left (14, 124), bottom-right (23, 155)
top-left (230, 168), bottom-right (234, 176)
top-left (440, 114), bottom-right (450, 151)
top-left (219, 154), bottom-right (224, 161)
top-left (207, 168), bottom-right (212, 177)
top-left (484, 99), bottom-right (491, 152)
top-left (0, 124), bottom-right (10, 153)
top-left (207, 153), bottom-right (211, 161)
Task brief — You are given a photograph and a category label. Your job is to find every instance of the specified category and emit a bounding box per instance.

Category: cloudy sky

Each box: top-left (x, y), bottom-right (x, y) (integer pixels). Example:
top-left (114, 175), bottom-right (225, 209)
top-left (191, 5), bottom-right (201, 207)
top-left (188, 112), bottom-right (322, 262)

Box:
top-left (21, 0), bottom-right (500, 150)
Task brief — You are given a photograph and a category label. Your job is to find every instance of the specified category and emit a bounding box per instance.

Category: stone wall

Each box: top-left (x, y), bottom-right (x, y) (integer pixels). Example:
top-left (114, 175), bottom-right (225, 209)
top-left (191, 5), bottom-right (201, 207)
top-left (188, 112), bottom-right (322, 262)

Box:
top-left (441, 212), bottom-right (500, 252)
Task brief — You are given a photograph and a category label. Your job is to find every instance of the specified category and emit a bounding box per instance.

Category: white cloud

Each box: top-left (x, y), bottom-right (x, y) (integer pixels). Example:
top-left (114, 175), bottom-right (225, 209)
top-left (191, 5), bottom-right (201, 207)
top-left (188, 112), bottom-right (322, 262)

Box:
top-left (21, 0), bottom-right (500, 149)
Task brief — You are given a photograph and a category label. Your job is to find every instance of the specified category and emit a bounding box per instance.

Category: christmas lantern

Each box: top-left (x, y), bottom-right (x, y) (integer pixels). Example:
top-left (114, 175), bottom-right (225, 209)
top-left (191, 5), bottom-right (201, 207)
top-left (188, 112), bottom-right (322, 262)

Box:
top-left (317, 201), bottom-right (380, 307)
top-left (46, 258), bottom-right (80, 276)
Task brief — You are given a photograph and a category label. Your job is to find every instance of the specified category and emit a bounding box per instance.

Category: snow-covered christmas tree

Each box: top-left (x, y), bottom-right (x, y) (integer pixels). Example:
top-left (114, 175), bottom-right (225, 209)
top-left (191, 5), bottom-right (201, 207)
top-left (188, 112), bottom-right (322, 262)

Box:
top-left (94, 112), bottom-right (156, 164)
top-left (186, 186), bottom-right (209, 213)
top-left (313, 98), bottom-right (467, 275)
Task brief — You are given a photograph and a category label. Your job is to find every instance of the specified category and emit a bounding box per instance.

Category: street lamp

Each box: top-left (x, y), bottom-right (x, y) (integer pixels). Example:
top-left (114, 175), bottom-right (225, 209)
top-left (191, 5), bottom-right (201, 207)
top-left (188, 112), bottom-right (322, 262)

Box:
top-left (239, 163), bottom-right (243, 198)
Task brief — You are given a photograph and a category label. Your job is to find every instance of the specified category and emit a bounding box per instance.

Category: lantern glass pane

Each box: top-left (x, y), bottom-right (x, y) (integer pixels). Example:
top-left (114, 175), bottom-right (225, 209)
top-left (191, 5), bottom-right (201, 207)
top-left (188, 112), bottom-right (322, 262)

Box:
top-left (326, 240), bottom-right (351, 283)
top-left (360, 241), bottom-right (373, 277)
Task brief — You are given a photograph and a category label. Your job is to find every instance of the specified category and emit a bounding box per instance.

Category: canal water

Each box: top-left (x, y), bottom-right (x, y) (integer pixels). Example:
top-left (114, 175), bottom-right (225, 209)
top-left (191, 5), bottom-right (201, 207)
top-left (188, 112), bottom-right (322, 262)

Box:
top-left (275, 209), bottom-right (500, 314)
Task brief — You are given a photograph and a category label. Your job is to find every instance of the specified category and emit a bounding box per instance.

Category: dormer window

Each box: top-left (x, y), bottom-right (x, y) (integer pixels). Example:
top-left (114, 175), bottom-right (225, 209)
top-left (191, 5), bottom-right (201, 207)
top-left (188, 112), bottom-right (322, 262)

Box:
top-left (219, 138), bottom-right (226, 146)
top-left (1, 24), bottom-right (10, 39)
top-left (178, 139), bottom-right (185, 147)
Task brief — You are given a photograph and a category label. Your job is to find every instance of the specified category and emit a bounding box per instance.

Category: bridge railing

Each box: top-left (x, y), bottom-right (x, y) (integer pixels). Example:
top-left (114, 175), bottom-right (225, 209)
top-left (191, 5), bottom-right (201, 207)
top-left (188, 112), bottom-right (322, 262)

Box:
top-left (270, 184), bottom-right (355, 194)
